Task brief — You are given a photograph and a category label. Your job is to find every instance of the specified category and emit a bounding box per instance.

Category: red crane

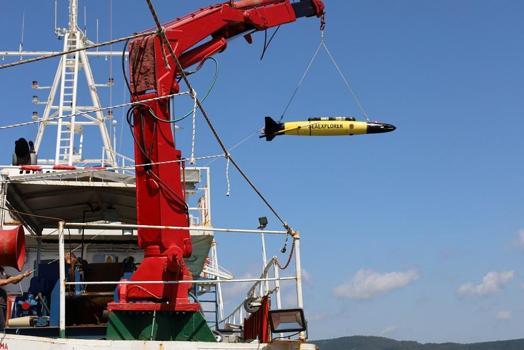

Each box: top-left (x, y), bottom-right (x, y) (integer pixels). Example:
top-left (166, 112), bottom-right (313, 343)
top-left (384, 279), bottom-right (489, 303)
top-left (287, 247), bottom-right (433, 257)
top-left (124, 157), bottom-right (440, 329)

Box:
top-left (109, 0), bottom-right (325, 314)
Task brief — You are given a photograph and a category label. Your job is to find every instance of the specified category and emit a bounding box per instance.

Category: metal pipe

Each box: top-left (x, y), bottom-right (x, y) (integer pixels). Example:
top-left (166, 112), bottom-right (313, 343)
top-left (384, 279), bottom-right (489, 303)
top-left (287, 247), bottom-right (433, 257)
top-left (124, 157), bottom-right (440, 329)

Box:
top-left (0, 178), bottom-right (6, 229)
top-left (274, 263), bottom-right (282, 309)
top-left (206, 167), bottom-right (212, 224)
top-left (274, 262), bottom-right (284, 338)
top-left (64, 222), bottom-right (288, 235)
top-left (36, 238), bottom-right (42, 277)
top-left (65, 276), bottom-right (296, 285)
top-left (293, 233), bottom-right (305, 340)
top-left (58, 221), bottom-right (66, 338)
top-left (212, 241), bottom-right (225, 321)
top-left (261, 232), bottom-right (269, 294)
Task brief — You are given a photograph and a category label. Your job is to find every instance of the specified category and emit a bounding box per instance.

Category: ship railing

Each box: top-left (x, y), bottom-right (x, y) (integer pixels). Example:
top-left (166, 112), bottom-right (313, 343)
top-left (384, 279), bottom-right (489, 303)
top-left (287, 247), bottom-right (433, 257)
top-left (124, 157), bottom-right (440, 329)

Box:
top-left (1, 162), bottom-right (212, 231)
top-left (217, 256), bottom-right (289, 331)
top-left (108, 148), bottom-right (135, 175)
top-left (54, 221), bottom-right (302, 339)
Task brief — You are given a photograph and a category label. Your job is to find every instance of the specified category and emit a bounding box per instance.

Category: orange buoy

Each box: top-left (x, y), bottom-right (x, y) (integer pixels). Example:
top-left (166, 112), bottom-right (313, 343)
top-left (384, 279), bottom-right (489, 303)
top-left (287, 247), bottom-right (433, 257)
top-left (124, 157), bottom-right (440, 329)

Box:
top-left (0, 225), bottom-right (26, 271)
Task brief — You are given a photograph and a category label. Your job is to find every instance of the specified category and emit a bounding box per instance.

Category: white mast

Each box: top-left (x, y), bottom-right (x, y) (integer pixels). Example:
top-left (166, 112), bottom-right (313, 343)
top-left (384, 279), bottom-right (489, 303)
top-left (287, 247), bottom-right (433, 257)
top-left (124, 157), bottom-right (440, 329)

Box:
top-left (2, 0), bottom-right (120, 167)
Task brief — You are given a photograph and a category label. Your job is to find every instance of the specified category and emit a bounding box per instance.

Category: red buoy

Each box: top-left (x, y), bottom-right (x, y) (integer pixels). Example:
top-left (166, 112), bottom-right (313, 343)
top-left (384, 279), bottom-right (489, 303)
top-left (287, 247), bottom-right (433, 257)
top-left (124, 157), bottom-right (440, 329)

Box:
top-left (0, 226), bottom-right (26, 271)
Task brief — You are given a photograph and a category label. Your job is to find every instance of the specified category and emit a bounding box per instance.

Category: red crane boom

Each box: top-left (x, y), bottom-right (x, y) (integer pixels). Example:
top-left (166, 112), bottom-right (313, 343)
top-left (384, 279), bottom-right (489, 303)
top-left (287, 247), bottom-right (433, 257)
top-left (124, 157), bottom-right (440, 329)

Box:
top-left (109, 0), bottom-right (324, 313)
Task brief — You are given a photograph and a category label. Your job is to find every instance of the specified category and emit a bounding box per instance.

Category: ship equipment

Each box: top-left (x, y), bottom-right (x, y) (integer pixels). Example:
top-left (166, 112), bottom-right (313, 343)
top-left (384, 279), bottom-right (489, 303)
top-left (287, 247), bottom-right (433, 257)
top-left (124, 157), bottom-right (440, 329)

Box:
top-left (106, 0), bottom-right (325, 341)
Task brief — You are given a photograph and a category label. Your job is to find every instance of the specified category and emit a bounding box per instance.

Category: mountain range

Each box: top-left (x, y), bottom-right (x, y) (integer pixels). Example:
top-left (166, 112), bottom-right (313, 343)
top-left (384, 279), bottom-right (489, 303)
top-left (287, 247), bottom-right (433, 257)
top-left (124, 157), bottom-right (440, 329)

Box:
top-left (312, 336), bottom-right (524, 350)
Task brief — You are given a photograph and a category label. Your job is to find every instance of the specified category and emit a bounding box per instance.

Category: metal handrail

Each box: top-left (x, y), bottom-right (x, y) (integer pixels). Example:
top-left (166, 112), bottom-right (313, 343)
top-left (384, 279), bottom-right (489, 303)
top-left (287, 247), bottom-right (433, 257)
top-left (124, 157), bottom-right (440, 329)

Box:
top-left (64, 277), bottom-right (295, 286)
top-left (63, 222), bottom-right (288, 235)
top-left (218, 257), bottom-right (288, 329)
top-left (56, 220), bottom-right (302, 339)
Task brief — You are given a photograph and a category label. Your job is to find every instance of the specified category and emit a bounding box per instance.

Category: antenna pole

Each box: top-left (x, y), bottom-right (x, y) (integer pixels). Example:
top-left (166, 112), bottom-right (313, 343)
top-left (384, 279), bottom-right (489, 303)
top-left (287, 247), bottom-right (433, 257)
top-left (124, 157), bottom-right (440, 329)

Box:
top-left (69, 0), bottom-right (78, 30)
top-left (19, 12), bottom-right (25, 53)
top-left (96, 19), bottom-right (99, 51)
top-left (54, 0), bottom-right (58, 35)
top-left (83, 5), bottom-right (87, 34)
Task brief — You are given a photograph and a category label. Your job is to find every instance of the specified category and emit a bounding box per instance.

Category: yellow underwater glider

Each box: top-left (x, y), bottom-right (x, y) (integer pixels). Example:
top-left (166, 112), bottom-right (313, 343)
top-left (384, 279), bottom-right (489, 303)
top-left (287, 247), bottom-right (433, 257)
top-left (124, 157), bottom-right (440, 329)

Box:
top-left (261, 116), bottom-right (396, 141)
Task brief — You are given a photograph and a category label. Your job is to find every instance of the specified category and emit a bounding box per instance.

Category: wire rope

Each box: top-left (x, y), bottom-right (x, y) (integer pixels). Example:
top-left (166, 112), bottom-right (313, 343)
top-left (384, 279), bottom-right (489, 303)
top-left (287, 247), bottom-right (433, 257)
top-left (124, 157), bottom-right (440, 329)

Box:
top-left (279, 40), bottom-right (323, 121)
top-left (190, 89), bottom-right (198, 164)
top-left (205, 130), bottom-right (259, 166)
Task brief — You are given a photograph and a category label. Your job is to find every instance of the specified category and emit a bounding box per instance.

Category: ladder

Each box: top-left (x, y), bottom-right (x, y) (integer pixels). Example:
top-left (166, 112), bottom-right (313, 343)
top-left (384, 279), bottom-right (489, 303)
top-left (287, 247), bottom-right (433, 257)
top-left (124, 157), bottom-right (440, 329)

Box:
top-left (195, 283), bottom-right (220, 331)
top-left (55, 31), bottom-right (80, 165)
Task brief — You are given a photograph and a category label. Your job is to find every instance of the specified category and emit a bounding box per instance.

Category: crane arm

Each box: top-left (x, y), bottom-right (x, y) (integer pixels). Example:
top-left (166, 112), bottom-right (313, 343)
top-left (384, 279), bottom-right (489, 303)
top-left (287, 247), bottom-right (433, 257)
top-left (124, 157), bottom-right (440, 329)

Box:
top-left (129, 0), bottom-right (325, 96)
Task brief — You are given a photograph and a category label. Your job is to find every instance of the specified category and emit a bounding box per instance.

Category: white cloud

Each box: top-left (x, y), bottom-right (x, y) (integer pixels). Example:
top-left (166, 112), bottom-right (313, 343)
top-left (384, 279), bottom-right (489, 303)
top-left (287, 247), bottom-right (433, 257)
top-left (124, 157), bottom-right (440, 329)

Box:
top-left (457, 271), bottom-right (514, 297)
top-left (221, 272), bottom-right (255, 299)
top-left (307, 312), bottom-right (329, 322)
top-left (518, 230), bottom-right (524, 248)
top-left (496, 310), bottom-right (512, 321)
top-left (333, 269), bottom-right (419, 300)
top-left (302, 269), bottom-right (313, 285)
top-left (380, 325), bottom-right (399, 336)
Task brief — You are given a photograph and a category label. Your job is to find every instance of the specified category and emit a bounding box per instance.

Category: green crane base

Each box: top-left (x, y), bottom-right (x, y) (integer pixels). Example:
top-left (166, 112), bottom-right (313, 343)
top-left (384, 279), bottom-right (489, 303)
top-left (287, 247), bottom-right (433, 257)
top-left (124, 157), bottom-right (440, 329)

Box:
top-left (106, 310), bottom-right (217, 341)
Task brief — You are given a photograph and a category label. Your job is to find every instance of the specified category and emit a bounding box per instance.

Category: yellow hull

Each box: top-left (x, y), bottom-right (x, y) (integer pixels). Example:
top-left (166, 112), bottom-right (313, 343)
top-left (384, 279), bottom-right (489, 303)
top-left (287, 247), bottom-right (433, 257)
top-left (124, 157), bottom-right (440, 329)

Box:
top-left (283, 120), bottom-right (369, 136)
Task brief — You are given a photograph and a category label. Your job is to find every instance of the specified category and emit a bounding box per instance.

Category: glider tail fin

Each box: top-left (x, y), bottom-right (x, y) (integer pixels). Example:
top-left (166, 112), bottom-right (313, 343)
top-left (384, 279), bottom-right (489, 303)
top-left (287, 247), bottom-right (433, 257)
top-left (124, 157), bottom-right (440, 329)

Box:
top-left (262, 116), bottom-right (283, 141)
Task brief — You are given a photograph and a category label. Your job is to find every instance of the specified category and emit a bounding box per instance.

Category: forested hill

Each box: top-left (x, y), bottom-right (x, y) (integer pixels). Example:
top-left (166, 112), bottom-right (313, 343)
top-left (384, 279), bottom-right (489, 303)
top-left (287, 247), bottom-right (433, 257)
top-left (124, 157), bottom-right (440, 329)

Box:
top-left (312, 336), bottom-right (524, 350)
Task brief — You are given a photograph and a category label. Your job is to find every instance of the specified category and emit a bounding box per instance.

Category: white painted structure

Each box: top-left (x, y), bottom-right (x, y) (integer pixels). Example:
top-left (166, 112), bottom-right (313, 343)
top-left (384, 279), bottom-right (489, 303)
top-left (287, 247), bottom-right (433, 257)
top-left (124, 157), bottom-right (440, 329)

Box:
top-left (0, 335), bottom-right (316, 350)
top-left (1, 0), bottom-right (119, 167)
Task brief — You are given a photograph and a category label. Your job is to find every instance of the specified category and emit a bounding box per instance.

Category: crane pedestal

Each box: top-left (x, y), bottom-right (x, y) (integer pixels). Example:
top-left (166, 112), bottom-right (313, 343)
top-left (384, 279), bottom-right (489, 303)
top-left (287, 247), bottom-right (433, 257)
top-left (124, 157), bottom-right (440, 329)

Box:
top-left (106, 311), bottom-right (216, 341)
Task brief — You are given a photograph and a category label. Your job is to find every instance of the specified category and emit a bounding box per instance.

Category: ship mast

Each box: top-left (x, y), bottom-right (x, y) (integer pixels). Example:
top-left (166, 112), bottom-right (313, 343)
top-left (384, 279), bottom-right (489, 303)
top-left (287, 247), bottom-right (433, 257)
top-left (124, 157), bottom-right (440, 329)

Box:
top-left (1, 0), bottom-right (119, 167)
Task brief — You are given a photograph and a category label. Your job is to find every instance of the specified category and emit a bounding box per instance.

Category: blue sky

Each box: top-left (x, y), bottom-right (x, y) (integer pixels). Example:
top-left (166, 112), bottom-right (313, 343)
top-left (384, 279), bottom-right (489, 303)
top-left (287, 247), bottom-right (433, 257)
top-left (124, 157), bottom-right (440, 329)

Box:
top-left (1, 0), bottom-right (524, 344)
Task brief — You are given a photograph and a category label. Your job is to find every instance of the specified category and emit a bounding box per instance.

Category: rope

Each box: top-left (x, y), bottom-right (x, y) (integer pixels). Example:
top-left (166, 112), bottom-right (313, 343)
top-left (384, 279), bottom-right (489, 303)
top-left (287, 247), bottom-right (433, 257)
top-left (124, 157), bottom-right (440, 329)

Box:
top-left (205, 130), bottom-right (258, 166)
top-left (144, 0), bottom-right (290, 229)
top-left (0, 92), bottom-right (188, 130)
top-left (190, 89), bottom-right (198, 164)
top-left (0, 31), bottom-right (154, 71)
top-left (225, 156), bottom-right (231, 196)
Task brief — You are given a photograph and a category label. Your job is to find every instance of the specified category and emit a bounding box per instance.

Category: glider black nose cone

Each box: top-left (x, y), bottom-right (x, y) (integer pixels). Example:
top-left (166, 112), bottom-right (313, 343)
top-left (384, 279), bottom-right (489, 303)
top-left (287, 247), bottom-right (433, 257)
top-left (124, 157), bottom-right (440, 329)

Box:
top-left (367, 122), bottom-right (396, 134)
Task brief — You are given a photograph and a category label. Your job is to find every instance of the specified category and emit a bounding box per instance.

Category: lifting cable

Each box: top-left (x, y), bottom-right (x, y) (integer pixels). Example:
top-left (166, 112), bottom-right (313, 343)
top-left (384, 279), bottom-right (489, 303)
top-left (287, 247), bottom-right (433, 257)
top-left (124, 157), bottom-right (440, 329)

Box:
top-left (144, 0), bottom-right (291, 231)
top-left (279, 39), bottom-right (323, 122)
top-left (321, 36), bottom-right (370, 121)
top-left (279, 30), bottom-right (371, 122)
